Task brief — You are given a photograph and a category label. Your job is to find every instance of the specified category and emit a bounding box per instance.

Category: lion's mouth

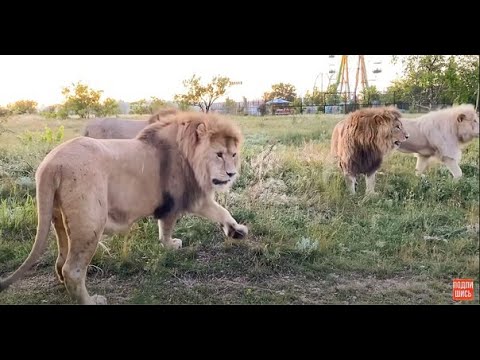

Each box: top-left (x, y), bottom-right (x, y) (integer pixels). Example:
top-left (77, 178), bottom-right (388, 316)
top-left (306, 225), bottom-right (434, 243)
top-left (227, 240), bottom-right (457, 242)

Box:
top-left (212, 179), bottom-right (229, 185)
top-left (394, 141), bottom-right (401, 146)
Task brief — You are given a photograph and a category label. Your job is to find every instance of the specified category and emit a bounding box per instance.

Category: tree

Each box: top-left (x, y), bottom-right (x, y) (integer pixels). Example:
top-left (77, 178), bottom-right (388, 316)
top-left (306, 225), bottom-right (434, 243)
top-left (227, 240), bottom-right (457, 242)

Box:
top-left (359, 85), bottom-right (381, 104)
top-left (150, 97), bottom-right (167, 113)
top-left (7, 99), bottom-right (38, 114)
top-left (96, 98), bottom-right (120, 117)
top-left (263, 83), bottom-right (297, 102)
top-left (391, 55), bottom-right (479, 108)
top-left (224, 97), bottom-right (237, 115)
top-left (129, 99), bottom-right (149, 114)
top-left (40, 105), bottom-right (60, 119)
top-left (324, 84), bottom-right (342, 104)
top-left (448, 55), bottom-right (479, 104)
top-left (129, 97), bottom-right (167, 114)
top-left (61, 81), bottom-right (103, 118)
top-left (174, 74), bottom-right (233, 113)
top-left (303, 89), bottom-right (325, 106)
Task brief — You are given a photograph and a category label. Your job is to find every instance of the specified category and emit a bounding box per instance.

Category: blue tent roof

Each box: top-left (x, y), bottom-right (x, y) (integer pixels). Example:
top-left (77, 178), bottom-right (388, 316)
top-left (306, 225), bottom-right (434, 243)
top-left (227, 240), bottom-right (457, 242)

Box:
top-left (266, 98), bottom-right (291, 105)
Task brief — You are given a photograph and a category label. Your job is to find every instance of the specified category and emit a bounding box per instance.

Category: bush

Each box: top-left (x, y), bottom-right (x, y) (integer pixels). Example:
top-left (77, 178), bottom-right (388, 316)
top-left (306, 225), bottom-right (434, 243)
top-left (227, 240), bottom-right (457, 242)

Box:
top-left (7, 100), bottom-right (38, 114)
top-left (0, 107), bottom-right (11, 117)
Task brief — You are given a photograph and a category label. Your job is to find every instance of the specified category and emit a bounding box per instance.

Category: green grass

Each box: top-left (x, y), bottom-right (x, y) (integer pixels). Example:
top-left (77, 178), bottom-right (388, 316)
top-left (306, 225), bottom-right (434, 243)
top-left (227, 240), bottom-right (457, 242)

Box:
top-left (0, 113), bottom-right (478, 304)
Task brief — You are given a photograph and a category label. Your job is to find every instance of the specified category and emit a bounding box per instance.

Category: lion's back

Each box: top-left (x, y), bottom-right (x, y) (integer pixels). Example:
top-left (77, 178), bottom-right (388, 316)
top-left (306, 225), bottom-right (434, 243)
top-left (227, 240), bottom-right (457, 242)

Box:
top-left (398, 105), bottom-right (478, 156)
top-left (84, 118), bottom-right (148, 139)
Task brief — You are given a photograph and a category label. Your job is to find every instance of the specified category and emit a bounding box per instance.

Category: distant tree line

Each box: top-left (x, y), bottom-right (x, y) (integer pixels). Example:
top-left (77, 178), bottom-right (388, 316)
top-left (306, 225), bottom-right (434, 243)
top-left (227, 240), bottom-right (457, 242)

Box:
top-left (1, 55), bottom-right (477, 119)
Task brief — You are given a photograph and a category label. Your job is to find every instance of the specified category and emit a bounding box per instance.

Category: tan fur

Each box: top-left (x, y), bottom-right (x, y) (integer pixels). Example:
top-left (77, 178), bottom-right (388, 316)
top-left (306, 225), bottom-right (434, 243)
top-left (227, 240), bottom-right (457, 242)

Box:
top-left (0, 111), bottom-right (247, 305)
top-left (83, 107), bottom-right (179, 139)
top-left (397, 104), bottom-right (479, 178)
top-left (331, 106), bottom-right (409, 194)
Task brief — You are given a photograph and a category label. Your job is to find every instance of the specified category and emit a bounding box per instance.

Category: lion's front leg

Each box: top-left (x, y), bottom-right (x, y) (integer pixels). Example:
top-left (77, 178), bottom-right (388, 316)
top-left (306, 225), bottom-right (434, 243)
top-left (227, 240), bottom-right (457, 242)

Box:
top-left (365, 172), bottom-right (377, 195)
top-left (192, 199), bottom-right (248, 240)
top-left (442, 157), bottom-right (462, 179)
top-left (158, 214), bottom-right (182, 249)
top-left (344, 174), bottom-right (357, 194)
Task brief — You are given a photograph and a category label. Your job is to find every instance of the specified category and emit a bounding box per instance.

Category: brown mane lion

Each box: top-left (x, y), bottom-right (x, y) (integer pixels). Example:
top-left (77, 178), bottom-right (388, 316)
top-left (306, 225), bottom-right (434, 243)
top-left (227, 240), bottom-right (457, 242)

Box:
top-left (0, 110), bottom-right (247, 304)
top-left (397, 104), bottom-right (479, 178)
top-left (83, 107), bottom-right (178, 139)
top-left (330, 106), bottom-right (409, 194)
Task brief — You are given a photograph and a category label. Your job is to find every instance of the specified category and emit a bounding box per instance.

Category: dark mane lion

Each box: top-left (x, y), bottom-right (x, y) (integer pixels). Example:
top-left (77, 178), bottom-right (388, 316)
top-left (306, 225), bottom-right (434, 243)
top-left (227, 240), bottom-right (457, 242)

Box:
top-left (330, 106), bottom-right (409, 194)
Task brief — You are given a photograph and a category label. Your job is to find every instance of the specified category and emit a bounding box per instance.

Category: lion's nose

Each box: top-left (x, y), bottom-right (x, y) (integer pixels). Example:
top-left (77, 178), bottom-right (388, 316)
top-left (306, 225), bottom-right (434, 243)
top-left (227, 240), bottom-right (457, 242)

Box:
top-left (405, 134), bottom-right (409, 139)
top-left (227, 171), bottom-right (236, 178)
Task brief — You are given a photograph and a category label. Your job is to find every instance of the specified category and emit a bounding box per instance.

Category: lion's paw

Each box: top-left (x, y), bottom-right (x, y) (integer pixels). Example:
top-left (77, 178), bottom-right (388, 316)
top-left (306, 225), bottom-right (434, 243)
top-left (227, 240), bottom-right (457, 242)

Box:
top-left (91, 294), bottom-right (108, 305)
top-left (226, 224), bottom-right (248, 239)
top-left (163, 238), bottom-right (183, 250)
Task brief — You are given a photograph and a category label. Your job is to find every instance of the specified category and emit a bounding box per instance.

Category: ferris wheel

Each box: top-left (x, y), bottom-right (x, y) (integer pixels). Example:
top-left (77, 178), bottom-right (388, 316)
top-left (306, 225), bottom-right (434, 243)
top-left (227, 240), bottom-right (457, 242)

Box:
top-left (330, 55), bottom-right (371, 99)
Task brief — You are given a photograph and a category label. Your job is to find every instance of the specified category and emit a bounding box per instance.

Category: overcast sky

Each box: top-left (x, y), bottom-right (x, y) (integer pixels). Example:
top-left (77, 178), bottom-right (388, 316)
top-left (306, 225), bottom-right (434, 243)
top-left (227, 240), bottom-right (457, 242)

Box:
top-left (0, 55), bottom-right (404, 107)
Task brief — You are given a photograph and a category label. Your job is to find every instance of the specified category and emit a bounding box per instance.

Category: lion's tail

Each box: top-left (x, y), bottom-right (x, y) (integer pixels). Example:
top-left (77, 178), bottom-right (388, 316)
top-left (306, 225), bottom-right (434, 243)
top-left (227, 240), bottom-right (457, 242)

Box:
top-left (0, 168), bottom-right (57, 292)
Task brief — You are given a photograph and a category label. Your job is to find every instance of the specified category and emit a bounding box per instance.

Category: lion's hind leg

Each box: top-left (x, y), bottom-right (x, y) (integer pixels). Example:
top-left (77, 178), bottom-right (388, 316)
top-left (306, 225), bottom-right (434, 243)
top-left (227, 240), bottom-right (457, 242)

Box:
top-left (60, 209), bottom-right (107, 305)
top-left (52, 207), bottom-right (68, 284)
top-left (414, 154), bottom-right (430, 177)
top-left (62, 231), bottom-right (105, 304)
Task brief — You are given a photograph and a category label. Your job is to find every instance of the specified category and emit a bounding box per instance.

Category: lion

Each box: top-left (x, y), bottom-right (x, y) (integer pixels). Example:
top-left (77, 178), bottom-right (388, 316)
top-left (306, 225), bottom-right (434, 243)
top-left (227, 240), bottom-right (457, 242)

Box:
top-left (83, 107), bottom-right (178, 139)
top-left (330, 106), bottom-right (409, 194)
top-left (0, 110), bottom-right (247, 305)
top-left (397, 104), bottom-right (479, 178)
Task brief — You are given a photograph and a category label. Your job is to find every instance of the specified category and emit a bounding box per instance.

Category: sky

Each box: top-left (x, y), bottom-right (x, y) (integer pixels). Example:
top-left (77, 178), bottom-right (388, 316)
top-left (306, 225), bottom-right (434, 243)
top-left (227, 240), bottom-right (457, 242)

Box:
top-left (0, 55), bottom-right (404, 107)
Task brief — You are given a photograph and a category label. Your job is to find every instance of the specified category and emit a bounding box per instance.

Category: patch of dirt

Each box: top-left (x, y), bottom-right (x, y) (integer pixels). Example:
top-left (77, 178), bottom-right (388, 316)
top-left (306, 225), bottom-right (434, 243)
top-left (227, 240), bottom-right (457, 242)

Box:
top-left (0, 268), bottom-right (141, 305)
top-left (0, 267), bottom-right (455, 305)
top-left (196, 272), bottom-right (452, 304)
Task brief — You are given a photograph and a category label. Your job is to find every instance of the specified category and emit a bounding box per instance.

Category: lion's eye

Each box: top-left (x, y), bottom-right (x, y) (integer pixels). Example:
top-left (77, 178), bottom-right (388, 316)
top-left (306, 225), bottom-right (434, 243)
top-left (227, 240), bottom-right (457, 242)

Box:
top-left (396, 125), bottom-right (401, 130)
top-left (232, 153), bottom-right (237, 158)
top-left (217, 152), bottom-right (223, 158)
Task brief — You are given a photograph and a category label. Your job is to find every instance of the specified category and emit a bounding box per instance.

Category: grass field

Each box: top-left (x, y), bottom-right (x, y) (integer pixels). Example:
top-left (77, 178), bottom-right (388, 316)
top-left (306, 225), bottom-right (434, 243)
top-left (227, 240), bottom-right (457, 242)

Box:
top-left (0, 113), bottom-right (478, 304)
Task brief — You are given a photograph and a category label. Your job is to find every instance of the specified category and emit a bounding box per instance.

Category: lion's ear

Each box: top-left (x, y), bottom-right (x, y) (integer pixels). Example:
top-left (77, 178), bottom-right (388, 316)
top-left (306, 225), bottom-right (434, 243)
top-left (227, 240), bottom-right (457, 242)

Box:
top-left (196, 123), bottom-right (207, 139)
top-left (457, 113), bottom-right (466, 122)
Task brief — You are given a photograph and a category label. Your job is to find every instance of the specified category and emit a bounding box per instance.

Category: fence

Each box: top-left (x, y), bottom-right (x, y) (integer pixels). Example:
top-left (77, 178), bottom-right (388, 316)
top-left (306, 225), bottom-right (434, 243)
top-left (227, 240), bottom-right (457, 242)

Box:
top-left (210, 92), bottom-right (455, 116)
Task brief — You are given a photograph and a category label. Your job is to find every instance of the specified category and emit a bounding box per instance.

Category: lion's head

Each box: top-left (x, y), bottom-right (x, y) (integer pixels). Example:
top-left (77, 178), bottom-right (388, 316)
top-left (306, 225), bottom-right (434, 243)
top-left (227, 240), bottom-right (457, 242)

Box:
top-left (392, 116), bottom-right (409, 149)
top-left (455, 104), bottom-right (479, 143)
top-left (139, 111), bottom-right (243, 194)
top-left (348, 106), bottom-right (408, 152)
top-left (194, 118), bottom-right (242, 192)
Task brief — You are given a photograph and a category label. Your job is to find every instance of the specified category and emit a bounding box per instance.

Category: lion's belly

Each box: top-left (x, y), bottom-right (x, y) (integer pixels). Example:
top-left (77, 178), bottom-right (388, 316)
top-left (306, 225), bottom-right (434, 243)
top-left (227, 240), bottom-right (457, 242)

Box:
top-left (104, 214), bottom-right (132, 235)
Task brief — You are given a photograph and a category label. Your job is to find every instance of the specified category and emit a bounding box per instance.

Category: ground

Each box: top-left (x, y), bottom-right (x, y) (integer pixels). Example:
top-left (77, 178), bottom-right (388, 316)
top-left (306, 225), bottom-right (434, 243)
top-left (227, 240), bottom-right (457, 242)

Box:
top-left (0, 113), bottom-right (478, 304)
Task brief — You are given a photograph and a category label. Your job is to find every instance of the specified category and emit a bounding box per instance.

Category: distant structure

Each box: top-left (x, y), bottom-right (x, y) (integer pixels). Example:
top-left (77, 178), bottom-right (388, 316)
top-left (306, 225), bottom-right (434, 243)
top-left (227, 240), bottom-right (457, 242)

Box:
top-left (335, 55), bottom-right (369, 100)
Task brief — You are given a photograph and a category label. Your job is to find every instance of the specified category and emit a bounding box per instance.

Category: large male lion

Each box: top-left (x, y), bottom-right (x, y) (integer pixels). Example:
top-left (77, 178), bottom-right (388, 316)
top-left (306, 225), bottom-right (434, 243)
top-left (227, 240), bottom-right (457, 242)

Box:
top-left (83, 107), bottom-right (178, 139)
top-left (397, 104), bottom-right (479, 178)
top-left (0, 111), bottom-right (247, 304)
top-left (330, 106), bottom-right (409, 194)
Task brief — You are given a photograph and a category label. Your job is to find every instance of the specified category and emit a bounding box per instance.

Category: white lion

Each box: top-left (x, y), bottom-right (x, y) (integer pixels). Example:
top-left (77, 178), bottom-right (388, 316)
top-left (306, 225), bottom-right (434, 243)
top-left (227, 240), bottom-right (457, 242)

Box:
top-left (397, 104), bottom-right (479, 178)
